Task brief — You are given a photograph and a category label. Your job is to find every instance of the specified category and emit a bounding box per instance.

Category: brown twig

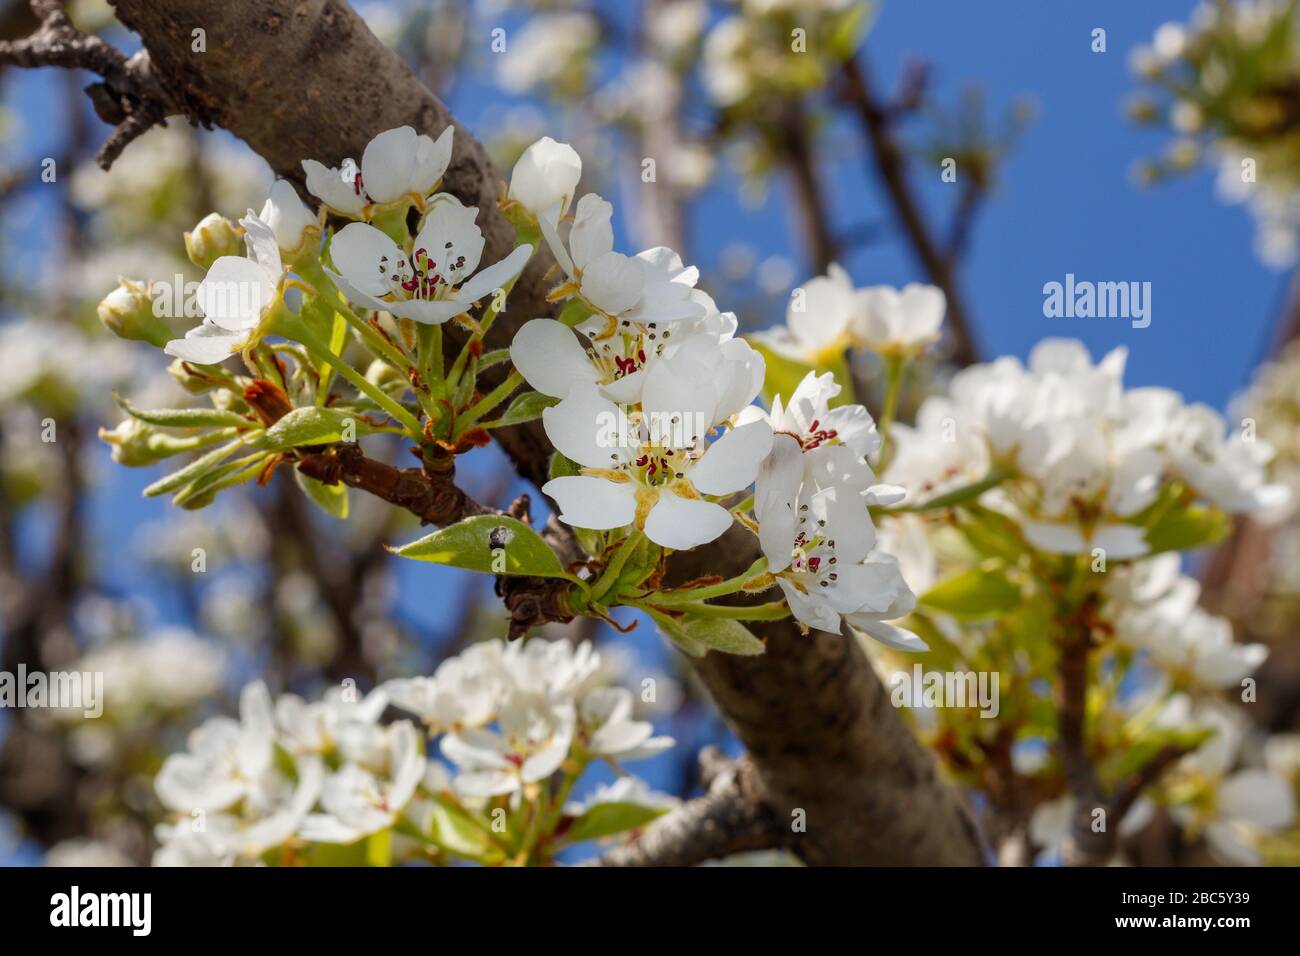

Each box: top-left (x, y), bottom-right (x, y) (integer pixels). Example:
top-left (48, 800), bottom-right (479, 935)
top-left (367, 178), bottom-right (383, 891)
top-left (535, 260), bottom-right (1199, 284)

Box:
top-left (296, 443), bottom-right (578, 641)
top-left (0, 0), bottom-right (192, 167)
top-left (840, 55), bottom-right (979, 366)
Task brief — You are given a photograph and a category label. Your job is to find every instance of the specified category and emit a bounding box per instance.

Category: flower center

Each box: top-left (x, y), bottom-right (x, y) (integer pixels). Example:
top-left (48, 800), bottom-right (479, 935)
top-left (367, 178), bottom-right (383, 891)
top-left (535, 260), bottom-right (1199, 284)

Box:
top-left (786, 506), bottom-right (839, 592)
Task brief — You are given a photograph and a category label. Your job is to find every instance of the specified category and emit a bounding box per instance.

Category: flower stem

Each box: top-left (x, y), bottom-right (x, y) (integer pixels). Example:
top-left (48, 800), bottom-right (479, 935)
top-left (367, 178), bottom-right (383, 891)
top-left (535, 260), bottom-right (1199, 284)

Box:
top-left (651, 556), bottom-right (769, 606)
top-left (591, 530), bottom-right (646, 604)
top-left (665, 599), bottom-right (791, 621)
top-left (461, 371), bottom-right (523, 429)
top-left (286, 317), bottom-right (424, 440)
top-left (876, 354), bottom-right (908, 469)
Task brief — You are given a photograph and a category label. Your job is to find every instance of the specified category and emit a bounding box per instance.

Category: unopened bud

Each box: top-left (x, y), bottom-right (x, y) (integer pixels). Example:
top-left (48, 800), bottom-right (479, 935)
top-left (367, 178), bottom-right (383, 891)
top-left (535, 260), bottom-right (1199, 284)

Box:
top-left (97, 277), bottom-right (171, 348)
top-left (366, 358), bottom-right (403, 390)
top-left (98, 419), bottom-right (161, 467)
top-left (168, 358), bottom-right (221, 394)
top-left (185, 213), bottom-right (241, 270)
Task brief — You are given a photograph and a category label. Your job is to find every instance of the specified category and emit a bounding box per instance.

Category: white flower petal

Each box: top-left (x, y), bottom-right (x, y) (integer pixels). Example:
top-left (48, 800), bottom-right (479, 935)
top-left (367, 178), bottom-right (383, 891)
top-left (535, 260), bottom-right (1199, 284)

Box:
top-left (330, 223), bottom-right (407, 298)
top-left (197, 256), bottom-right (275, 331)
top-left (542, 476), bottom-right (637, 530)
top-left (413, 193), bottom-right (486, 284)
top-left (542, 383), bottom-right (626, 469)
top-left (643, 492), bottom-right (732, 550)
top-left (690, 421), bottom-right (774, 496)
top-left (510, 319), bottom-right (600, 397)
top-left (165, 322), bottom-right (246, 365)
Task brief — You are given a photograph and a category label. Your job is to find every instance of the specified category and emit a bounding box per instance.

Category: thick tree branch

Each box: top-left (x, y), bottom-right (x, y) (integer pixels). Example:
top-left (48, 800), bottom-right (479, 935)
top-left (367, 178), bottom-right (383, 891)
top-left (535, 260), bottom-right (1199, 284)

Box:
top-left (90, 0), bottom-right (985, 866)
top-left (594, 749), bottom-right (789, 866)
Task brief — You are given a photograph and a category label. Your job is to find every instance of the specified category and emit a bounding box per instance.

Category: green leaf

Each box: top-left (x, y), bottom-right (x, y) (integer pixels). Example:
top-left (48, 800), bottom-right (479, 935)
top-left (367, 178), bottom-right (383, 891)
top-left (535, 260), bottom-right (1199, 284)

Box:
top-left (301, 839), bottom-right (369, 866)
top-left (681, 616), bottom-right (766, 655)
top-left (565, 802), bottom-right (670, 845)
top-left (954, 504), bottom-right (1027, 561)
top-left (643, 607), bottom-right (708, 657)
top-left (142, 440), bottom-right (242, 497)
top-left (485, 390), bottom-right (559, 428)
top-left (115, 393), bottom-right (247, 429)
top-left (295, 469), bottom-right (349, 519)
top-left (645, 608), bottom-right (765, 656)
top-left (827, 1), bottom-right (876, 61)
top-left (428, 797), bottom-right (499, 863)
top-left (919, 567), bottom-right (1021, 620)
top-left (172, 455), bottom-right (266, 509)
top-left (1142, 505), bottom-right (1229, 556)
top-left (393, 514), bottom-right (576, 581)
top-left (265, 406), bottom-right (370, 449)
top-left (897, 470), bottom-right (1010, 513)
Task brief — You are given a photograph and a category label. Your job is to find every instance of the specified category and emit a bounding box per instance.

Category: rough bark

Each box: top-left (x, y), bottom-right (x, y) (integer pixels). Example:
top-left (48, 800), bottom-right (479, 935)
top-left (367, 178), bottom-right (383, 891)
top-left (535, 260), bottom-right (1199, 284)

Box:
top-left (100, 0), bottom-right (985, 866)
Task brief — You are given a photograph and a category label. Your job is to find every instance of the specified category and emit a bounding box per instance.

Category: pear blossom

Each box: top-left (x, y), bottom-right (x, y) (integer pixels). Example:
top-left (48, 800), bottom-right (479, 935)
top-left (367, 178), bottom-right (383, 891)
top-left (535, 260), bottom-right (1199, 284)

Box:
top-left (165, 215), bottom-right (284, 365)
top-left (155, 682), bottom-right (278, 814)
top-left (853, 283), bottom-right (946, 355)
top-left (1162, 403), bottom-right (1292, 518)
top-left (1115, 576), bottom-right (1268, 689)
top-left (753, 263), bottom-right (857, 365)
top-left (742, 370), bottom-right (879, 460)
top-left (502, 637), bottom-right (601, 702)
top-left (327, 193), bottom-right (532, 324)
top-left (441, 697), bottom-right (577, 798)
top-left (274, 683), bottom-right (390, 760)
top-left (575, 686), bottom-right (674, 761)
top-left (541, 382), bottom-right (773, 550)
top-left (508, 136), bottom-right (582, 220)
top-left (258, 179), bottom-right (320, 255)
top-left (539, 193), bottom-right (703, 326)
top-left (383, 640), bottom-right (508, 733)
top-left (757, 477), bottom-right (926, 651)
top-left (302, 125), bottom-right (453, 220)
top-left (299, 721), bottom-right (427, 844)
top-left (154, 682), bottom-right (325, 865)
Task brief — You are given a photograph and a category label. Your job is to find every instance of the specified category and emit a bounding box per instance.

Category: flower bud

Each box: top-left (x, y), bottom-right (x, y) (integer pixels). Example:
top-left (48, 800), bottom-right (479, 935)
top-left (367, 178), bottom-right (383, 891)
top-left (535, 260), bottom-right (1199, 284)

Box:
top-left (366, 358), bottom-right (403, 391)
top-left (97, 277), bottom-right (171, 348)
top-left (508, 136), bottom-right (582, 219)
top-left (167, 358), bottom-right (220, 394)
top-left (98, 419), bottom-right (162, 467)
top-left (259, 180), bottom-right (321, 256)
top-left (185, 213), bottom-right (241, 270)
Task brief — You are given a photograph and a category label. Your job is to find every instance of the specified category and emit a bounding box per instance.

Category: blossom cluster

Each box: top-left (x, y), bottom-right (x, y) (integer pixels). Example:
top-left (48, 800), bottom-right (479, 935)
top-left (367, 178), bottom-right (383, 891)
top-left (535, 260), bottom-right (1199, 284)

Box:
top-left (152, 638), bottom-right (676, 866)
top-left (505, 137), bottom-right (927, 648)
top-left (885, 338), bottom-right (1291, 559)
top-left (1129, 2), bottom-right (1300, 265)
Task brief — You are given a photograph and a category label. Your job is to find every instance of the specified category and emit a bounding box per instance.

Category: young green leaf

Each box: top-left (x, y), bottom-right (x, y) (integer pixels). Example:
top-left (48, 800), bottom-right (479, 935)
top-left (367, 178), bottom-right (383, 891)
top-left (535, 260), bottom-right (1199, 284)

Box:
top-left (115, 393), bottom-right (248, 429)
top-left (393, 514), bottom-right (576, 581)
top-left (564, 802), bottom-right (671, 845)
top-left (919, 567), bottom-right (1022, 620)
top-left (679, 616), bottom-right (766, 655)
top-left (295, 469), bottom-right (349, 519)
top-left (265, 406), bottom-right (369, 449)
top-left (483, 390), bottom-right (559, 429)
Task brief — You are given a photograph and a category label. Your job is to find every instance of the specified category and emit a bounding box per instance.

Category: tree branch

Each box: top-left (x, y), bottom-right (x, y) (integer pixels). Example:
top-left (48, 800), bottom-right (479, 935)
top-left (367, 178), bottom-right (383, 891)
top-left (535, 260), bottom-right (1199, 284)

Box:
top-left (87, 0), bottom-right (986, 866)
top-left (593, 749), bottom-right (789, 866)
top-left (0, 0), bottom-right (190, 167)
